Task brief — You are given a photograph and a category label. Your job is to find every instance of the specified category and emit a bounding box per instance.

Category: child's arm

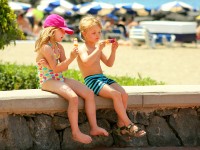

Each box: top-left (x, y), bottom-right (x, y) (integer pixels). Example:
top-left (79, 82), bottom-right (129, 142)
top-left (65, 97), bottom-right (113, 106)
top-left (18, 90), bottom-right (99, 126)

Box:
top-left (78, 42), bottom-right (105, 66)
top-left (101, 39), bottom-right (118, 67)
top-left (41, 44), bottom-right (77, 73)
top-left (37, 58), bottom-right (51, 69)
top-left (59, 43), bottom-right (77, 62)
top-left (58, 44), bottom-right (78, 70)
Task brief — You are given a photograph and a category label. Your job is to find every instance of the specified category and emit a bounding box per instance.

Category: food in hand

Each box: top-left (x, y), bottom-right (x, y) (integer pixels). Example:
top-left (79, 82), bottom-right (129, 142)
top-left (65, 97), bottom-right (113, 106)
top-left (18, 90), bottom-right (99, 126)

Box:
top-left (73, 38), bottom-right (78, 47)
top-left (105, 39), bottom-right (115, 44)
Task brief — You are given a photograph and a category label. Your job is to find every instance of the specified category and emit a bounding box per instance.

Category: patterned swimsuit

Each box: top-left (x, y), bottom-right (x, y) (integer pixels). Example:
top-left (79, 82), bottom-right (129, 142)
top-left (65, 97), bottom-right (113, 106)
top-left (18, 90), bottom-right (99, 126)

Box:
top-left (37, 43), bottom-right (64, 86)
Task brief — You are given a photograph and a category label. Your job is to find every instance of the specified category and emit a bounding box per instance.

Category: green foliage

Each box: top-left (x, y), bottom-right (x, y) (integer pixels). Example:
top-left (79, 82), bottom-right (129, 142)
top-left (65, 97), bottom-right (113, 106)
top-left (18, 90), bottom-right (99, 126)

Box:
top-left (0, 0), bottom-right (24, 50)
top-left (63, 69), bottom-right (84, 82)
top-left (62, 69), bottom-right (165, 85)
top-left (0, 63), bottom-right (164, 91)
top-left (108, 75), bottom-right (165, 86)
top-left (63, 70), bottom-right (164, 86)
top-left (0, 63), bottom-right (39, 91)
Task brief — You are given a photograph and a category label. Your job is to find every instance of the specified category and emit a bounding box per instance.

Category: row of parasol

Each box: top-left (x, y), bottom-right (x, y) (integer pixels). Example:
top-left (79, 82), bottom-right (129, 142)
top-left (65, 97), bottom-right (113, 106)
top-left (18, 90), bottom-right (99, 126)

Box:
top-left (8, 0), bottom-right (200, 21)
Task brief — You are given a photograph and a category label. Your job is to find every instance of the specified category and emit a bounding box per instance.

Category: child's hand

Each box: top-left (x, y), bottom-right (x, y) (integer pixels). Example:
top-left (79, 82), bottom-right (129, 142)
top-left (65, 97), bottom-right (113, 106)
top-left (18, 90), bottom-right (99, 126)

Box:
top-left (98, 41), bottom-right (106, 50)
top-left (70, 46), bottom-right (78, 59)
top-left (111, 39), bottom-right (118, 51)
top-left (105, 39), bottom-right (115, 44)
top-left (38, 58), bottom-right (50, 69)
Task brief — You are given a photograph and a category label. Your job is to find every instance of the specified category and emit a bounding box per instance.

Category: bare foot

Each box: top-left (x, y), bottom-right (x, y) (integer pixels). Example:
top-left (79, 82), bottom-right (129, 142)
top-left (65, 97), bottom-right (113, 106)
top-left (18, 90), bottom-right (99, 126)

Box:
top-left (72, 131), bottom-right (92, 144)
top-left (90, 126), bottom-right (109, 136)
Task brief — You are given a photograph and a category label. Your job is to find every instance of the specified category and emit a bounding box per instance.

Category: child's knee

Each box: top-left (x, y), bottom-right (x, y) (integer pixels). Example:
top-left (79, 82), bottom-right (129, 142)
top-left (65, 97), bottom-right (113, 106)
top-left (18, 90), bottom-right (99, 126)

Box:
top-left (88, 89), bottom-right (94, 96)
top-left (85, 88), bottom-right (94, 98)
top-left (122, 92), bottom-right (128, 100)
top-left (68, 95), bottom-right (79, 105)
top-left (111, 90), bottom-right (121, 99)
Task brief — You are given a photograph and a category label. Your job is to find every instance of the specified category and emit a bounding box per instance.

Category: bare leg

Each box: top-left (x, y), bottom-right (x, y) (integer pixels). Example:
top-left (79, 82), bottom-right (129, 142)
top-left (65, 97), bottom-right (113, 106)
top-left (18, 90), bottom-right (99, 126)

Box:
top-left (98, 84), bottom-right (131, 126)
top-left (64, 78), bottom-right (109, 136)
top-left (99, 84), bottom-right (146, 137)
top-left (42, 79), bottom-right (92, 144)
top-left (110, 83), bottom-right (128, 127)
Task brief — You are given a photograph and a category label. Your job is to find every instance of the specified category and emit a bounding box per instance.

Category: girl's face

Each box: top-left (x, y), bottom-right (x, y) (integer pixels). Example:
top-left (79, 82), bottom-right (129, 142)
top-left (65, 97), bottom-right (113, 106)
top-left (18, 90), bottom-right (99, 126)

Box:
top-left (83, 25), bottom-right (102, 43)
top-left (54, 28), bottom-right (65, 42)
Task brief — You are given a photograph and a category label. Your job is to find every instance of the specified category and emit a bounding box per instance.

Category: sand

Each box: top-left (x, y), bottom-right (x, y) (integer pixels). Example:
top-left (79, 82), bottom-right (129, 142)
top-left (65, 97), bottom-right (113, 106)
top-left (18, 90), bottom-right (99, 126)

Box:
top-left (0, 40), bottom-right (200, 85)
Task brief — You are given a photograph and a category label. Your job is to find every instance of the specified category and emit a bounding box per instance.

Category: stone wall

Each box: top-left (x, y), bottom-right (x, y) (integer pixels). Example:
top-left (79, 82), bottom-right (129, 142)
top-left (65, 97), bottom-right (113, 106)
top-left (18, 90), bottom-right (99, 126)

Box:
top-left (0, 86), bottom-right (200, 149)
top-left (0, 107), bottom-right (199, 149)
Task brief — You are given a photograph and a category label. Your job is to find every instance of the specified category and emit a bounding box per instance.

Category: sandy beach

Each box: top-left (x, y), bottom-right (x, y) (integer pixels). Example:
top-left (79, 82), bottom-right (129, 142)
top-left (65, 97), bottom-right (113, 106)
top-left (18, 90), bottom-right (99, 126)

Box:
top-left (0, 40), bottom-right (200, 85)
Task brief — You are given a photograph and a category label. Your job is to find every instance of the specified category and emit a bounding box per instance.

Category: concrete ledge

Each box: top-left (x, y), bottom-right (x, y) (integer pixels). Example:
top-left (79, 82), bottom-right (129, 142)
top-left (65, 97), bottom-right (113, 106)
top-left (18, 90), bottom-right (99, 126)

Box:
top-left (0, 85), bottom-right (200, 114)
top-left (125, 85), bottom-right (200, 108)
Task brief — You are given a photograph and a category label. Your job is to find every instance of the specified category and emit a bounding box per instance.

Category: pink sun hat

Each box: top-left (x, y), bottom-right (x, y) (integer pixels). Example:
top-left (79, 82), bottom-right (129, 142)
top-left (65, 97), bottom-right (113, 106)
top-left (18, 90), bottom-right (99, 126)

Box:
top-left (43, 14), bottom-right (74, 35)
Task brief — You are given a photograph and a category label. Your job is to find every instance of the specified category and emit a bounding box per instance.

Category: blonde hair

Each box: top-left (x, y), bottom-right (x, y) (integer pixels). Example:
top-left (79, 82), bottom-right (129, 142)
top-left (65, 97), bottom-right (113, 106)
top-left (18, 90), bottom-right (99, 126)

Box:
top-left (35, 27), bottom-right (57, 52)
top-left (79, 15), bottom-right (102, 40)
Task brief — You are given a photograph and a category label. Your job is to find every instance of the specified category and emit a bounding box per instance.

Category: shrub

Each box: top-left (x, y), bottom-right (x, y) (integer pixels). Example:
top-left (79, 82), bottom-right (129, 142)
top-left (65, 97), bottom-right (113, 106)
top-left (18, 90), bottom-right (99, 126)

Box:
top-left (63, 70), bottom-right (165, 86)
top-left (0, 63), bottom-right (164, 91)
top-left (0, 63), bottom-right (39, 90)
top-left (109, 73), bottom-right (165, 86)
top-left (0, 0), bottom-right (24, 50)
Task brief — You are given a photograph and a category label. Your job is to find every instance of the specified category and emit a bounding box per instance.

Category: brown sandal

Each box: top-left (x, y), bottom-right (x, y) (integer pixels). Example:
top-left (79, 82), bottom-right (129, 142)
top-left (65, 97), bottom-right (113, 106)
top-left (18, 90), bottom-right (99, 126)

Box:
top-left (119, 123), bottom-right (146, 137)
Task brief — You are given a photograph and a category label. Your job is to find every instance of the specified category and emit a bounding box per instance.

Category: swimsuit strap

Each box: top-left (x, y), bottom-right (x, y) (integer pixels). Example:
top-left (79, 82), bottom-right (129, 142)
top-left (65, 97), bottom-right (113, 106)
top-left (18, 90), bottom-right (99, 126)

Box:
top-left (48, 42), bottom-right (60, 59)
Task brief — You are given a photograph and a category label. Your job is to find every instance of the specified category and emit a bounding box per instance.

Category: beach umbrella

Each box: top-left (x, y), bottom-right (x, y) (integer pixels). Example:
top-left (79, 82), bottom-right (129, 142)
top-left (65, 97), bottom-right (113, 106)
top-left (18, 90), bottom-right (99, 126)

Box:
top-left (49, 0), bottom-right (79, 11)
top-left (158, 1), bottom-right (194, 12)
top-left (107, 13), bottom-right (118, 21)
top-left (37, 0), bottom-right (55, 12)
top-left (121, 2), bottom-right (145, 11)
top-left (77, 2), bottom-right (115, 16)
top-left (51, 7), bottom-right (75, 16)
top-left (8, 1), bottom-right (31, 11)
top-left (37, 0), bottom-right (78, 15)
top-left (115, 3), bottom-right (149, 16)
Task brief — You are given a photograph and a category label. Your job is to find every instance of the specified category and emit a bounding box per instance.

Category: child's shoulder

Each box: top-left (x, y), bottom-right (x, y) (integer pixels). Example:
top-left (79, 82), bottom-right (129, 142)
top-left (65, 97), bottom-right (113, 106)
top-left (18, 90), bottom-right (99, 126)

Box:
top-left (43, 43), bottom-right (51, 49)
top-left (40, 44), bottom-right (52, 53)
top-left (79, 43), bottom-right (87, 51)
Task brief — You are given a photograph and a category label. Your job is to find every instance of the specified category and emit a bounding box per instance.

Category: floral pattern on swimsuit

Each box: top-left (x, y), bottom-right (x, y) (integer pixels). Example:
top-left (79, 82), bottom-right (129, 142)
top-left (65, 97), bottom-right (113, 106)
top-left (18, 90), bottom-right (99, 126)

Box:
top-left (37, 43), bottom-right (64, 86)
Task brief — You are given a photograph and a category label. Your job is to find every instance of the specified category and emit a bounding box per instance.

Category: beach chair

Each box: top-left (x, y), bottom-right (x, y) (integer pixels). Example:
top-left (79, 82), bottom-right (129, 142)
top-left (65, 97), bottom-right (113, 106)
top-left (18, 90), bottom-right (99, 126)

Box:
top-left (104, 27), bottom-right (126, 40)
top-left (166, 34), bottom-right (176, 47)
top-left (157, 34), bottom-right (176, 47)
top-left (129, 26), bottom-right (157, 48)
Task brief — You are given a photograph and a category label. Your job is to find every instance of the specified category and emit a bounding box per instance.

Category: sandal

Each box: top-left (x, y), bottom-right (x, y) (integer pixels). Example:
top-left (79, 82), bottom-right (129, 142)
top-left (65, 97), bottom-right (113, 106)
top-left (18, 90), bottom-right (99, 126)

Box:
top-left (119, 123), bottom-right (146, 137)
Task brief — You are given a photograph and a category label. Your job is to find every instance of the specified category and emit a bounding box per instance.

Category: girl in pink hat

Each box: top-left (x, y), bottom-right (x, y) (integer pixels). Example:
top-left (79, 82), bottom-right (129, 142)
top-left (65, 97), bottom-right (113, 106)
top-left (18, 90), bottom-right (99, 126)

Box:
top-left (35, 14), bottom-right (108, 144)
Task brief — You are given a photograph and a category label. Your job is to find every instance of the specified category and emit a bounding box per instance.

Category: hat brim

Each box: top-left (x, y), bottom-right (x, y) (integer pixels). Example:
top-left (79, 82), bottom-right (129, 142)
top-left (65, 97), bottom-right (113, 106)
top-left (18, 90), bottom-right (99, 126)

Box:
top-left (60, 27), bottom-right (74, 35)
